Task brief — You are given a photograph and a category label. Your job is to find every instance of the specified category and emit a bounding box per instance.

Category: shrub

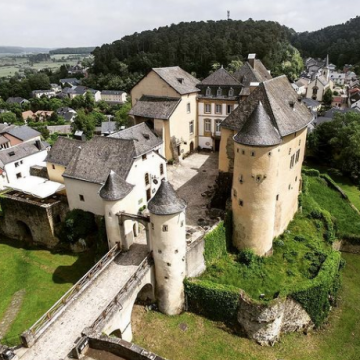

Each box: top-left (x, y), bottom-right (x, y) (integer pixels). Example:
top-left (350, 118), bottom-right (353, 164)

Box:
top-left (294, 235), bottom-right (306, 242)
top-left (237, 249), bottom-right (258, 266)
top-left (57, 209), bottom-right (97, 244)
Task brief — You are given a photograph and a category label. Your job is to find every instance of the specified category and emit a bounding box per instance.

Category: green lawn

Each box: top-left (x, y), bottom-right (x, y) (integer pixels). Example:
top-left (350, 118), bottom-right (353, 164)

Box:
top-left (132, 253), bottom-right (360, 360)
top-left (0, 237), bottom-right (95, 346)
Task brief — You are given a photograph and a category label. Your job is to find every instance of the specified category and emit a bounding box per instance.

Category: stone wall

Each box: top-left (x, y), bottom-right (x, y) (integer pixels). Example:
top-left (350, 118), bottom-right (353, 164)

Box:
top-left (30, 165), bottom-right (49, 179)
top-left (237, 291), bottom-right (313, 346)
top-left (83, 333), bottom-right (166, 360)
top-left (186, 236), bottom-right (206, 278)
top-left (0, 192), bottom-right (68, 248)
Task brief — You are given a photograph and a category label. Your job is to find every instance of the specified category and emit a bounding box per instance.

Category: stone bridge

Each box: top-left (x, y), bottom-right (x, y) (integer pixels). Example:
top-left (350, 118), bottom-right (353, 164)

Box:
top-left (15, 242), bottom-right (156, 360)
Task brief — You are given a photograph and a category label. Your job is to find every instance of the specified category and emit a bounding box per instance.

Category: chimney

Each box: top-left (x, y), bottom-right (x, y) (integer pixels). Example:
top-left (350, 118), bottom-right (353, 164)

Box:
top-left (35, 140), bottom-right (42, 150)
top-left (248, 53), bottom-right (256, 68)
top-left (249, 82), bottom-right (259, 93)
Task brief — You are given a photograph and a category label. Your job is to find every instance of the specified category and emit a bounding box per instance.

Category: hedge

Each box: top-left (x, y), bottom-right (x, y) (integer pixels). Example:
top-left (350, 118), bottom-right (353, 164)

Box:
top-left (302, 168), bottom-right (320, 177)
top-left (291, 251), bottom-right (342, 326)
top-left (184, 279), bottom-right (239, 321)
top-left (203, 221), bottom-right (227, 265)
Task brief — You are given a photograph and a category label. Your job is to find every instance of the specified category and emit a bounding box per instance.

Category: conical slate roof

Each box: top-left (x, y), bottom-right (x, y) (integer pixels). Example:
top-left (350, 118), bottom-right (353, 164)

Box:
top-left (99, 170), bottom-right (134, 201)
top-left (148, 179), bottom-right (187, 215)
top-left (199, 67), bottom-right (241, 86)
top-left (234, 101), bottom-right (281, 147)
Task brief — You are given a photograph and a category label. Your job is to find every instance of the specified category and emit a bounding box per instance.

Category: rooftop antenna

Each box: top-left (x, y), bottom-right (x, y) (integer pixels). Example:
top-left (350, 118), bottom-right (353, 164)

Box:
top-left (227, 10), bottom-right (230, 20)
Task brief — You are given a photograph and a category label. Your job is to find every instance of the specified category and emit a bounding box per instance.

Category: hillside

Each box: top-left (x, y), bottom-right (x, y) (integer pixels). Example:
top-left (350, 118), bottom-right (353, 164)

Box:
top-left (0, 46), bottom-right (50, 54)
top-left (91, 19), bottom-right (302, 80)
top-left (292, 16), bottom-right (360, 69)
top-left (49, 47), bottom-right (95, 55)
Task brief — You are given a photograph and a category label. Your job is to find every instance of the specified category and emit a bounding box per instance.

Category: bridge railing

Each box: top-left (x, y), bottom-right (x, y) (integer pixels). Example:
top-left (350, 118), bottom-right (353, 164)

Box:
top-left (90, 252), bottom-right (154, 332)
top-left (21, 243), bottom-right (121, 348)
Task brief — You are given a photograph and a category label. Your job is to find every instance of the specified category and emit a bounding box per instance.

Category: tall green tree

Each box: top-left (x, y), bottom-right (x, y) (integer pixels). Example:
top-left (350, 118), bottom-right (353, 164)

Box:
top-left (71, 109), bottom-right (96, 139)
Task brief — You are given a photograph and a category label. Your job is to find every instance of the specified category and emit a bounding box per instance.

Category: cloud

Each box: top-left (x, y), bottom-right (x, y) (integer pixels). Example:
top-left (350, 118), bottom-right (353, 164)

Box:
top-left (0, 0), bottom-right (356, 47)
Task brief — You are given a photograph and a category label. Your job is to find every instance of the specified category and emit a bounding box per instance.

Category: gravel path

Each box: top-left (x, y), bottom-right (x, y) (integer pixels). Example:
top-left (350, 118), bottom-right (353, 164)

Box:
top-left (19, 244), bottom-right (149, 360)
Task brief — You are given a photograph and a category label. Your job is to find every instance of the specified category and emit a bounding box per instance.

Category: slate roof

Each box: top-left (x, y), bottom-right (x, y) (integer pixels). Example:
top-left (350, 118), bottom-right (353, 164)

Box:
top-left (109, 122), bottom-right (163, 156)
top-left (222, 75), bottom-right (313, 142)
top-left (324, 107), bottom-right (360, 119)
top-left (234, 101), bottom-right (281, 146)
top-left (6, 97), bottom-right (28, 104)
top-left (4, 126), bottom-right (40, 141)
top-left (148, 179), bottom-right (187, 215)
top-left (72, 86), bottom-right (99, 95)
top-left (152, 67), bottom-right (200, 95)
top-left (45, 137), bottom-right (85, 166)
top-left (101, 121), bottom-right (117, 135)
top-left (233, 60), bottom-right (272, 86)
top-left (129, 95), bottom-right (181, 120)
top-left (0, 135), bottom-right (10, 145)
top-left (63, 136), bottom-right (137, 185)
top-left (0, 140), bottom-right (46, 167)
top-left (0, 124), bottom-right (14, 133)
top-left (60, 78), bottom-right (80, 85)
top-left (301, 98), bottom-right (320, 108)
top-left (99, 170), bottom-right (134, 201)
top-left (199, 67), bottom-right (241, 86)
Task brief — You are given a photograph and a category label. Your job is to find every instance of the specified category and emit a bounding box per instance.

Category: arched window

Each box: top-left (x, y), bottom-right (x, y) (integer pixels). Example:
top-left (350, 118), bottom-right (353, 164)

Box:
top-left (206, 87), bottom-right (211, 96)
top-left (217, 87), bottom-right (222, 96)
top-left (145, 173), bottom-right (149, 186)
top-left (228, 88), bottom-right (234, 97)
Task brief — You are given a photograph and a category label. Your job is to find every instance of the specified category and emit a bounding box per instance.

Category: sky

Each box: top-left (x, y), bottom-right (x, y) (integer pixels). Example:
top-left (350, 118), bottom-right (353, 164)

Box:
top-left (0, 0), bottom-right (357, 48)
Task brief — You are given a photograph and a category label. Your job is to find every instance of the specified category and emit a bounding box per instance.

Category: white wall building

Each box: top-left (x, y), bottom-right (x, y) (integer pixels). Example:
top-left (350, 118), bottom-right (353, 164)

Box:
top-left (101, 90), bottom-right (127, 104)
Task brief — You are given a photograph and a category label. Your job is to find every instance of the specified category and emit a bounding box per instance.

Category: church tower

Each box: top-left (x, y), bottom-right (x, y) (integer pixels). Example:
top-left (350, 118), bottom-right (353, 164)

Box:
top-left (322, 54), bottom-right (330, 81)
top-left (148, 179), bottom-right (187, 315)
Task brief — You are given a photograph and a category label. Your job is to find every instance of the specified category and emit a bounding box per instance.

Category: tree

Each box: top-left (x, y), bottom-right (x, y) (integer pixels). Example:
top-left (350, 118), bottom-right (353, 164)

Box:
top-left (0, 112), bottom-right (17, 124)
top-left (114, 102), bottom-right (132, 129)
top-left (71, 109), bottom-right (96, 139)
top-left (323, 88), bottom-right (333, 105)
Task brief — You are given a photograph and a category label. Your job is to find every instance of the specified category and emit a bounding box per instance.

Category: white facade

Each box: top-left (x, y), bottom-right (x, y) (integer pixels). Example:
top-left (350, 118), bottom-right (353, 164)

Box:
top-left (32, 90), bottom-right (56, 99)
top-left (329, 72), bottom-right (346, 86)
top-left (198, 101), bottom-right (238, 150)
top-left (101, 92), bottom-right (127, 103)
top-left (0, 149), bottom-right (48, 190)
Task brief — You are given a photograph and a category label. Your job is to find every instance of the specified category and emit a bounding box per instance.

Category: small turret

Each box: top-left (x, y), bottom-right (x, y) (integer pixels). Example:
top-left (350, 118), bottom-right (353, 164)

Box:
top-left (148, 179), bottom-right (187, 315)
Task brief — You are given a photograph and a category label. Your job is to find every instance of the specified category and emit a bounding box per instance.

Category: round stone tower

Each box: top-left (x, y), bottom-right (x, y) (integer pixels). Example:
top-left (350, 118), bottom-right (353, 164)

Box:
top-left (100, 170), bottom-right (134, 250)
top-left (232, 101), bottom-right (281, 256)
top-left (148, 179), bottom-right (187, 315)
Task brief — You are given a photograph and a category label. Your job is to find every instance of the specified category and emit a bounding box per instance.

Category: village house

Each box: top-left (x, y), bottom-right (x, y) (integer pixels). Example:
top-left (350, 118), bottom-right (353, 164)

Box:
top-left (292, 78), bottom-right (309, 96)
top-left (101, 90), bottom-right (127, 104)
top-left (6, 97), bottom-right (29, 106)
top-left (331, 95), bottom-right (348, 109)
top-left (59, 78), bottom-right (80, 87)
top-left (129, 66), bottom-right (199, 160)
top-left (0, 139), bottom-right (48, 190)
top-left (305, 62), bottom-right (334, 102)
top-left (56, 107), bottom-right (77, 122)
top-left (329, 72), bottom-right (346, 86)
top-left (0, 125), bottom-right (41, 147)
top-left (196, 66), bottom-right (242, 151)
top-left (68, 86), bottom-right (101, 102)
top-left (50, 83), bottom-right (62, 93)
top-left (31, 90), bottom-right (56, 99)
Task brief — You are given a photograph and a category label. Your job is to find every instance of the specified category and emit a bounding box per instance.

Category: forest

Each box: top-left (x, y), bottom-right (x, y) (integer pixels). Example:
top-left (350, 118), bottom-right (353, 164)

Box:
top-left (49, 47), bottom-right (96, 55)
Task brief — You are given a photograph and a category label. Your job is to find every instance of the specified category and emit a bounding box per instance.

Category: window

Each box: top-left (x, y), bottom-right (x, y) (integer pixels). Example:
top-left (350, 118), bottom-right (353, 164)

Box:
top-left (215, 104), bottom-right (222, 114)
top-left (290, 154), bottom-right (295, 168)
top-left (15, 162), bottom-right (19, 168)
top-left (288, 184), bottom-right (291, 190)
top-left (268, 152), bottom-right (272, 156)
top-left (239, 175), bottom-right (243, 184)
top-left (16, 172), bottom-right (21, 179)
top-left (205, 104), bottom-right (211, 113)
top-left (187, 102), bottom-right (191, 113)
top-left (242, 150), bottom-right (245, 155)
top-left (215, 119), bottom-right (222, 133)
top-left (251, 151), bottom-right (255, 157)
top-left (151, 223), bottom-right (154, 230)
top-left (299, 139), bottom-right (301, 146)
top-left (295, 149), bottom-right (300, 164)
top-left (228, 88), bottom-right (234, 97)
top-left (189, 121), bottom-right (194, 134)
top-left (180, 220), bottom-right (184, 227)
top-left (160, 164), bottom-right (164, 176)
top-left (52, 164), bottom-right (55, 170)
top-left (206, 87), bottom-right (211, 96)
top-left (146, 188), bottom-right (151, 201)
top-left (162, 225), bottom-right (168, 232)
top-left (276, 194), bottom-right (279, 201)
top-left (288, 148), bottom-right (291, 155)
top-left (79, 194), bottom-right (85, 201)
top-left (227, 105), bottom-right (233, 114)
top-left (233, 188), bottom-right (237, 198)
top-left (20, 160), bottom-right (23, 164)
top-left (145, 173), bottom-right (149, 186)
top-left (217, 87), bottom-right (222, 96)
top-left (256, 175), bottom-right (262, 183)
top-left (204, 119), bottom-right (211, 133)
top-left (239, 199), bottom-right (244, 206)
top-left (142, 154), bottom-right (147, 160)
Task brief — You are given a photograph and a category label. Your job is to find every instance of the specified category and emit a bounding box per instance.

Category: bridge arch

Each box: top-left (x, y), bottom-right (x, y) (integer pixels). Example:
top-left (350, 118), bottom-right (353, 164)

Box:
top-left (16, 220), bottom-right (33, 243)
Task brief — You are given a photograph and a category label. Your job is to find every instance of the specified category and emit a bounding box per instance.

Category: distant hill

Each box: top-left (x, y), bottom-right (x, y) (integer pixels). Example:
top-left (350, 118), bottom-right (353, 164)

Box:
top-left (49, 47), bottom-right (95, 55)
top-left (0, 46), bottom-right (50, 54)
top-left (292, 16), bottom-right (360, 69)
top-left (91, 19), bottom-right (302, 79)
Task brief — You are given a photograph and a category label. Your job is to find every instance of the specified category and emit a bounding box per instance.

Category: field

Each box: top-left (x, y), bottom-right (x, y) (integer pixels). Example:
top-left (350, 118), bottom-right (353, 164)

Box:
top-left (0, 54), bottom-right (88, 78)
top-left (0, 237), bottom-right (95, 346)
top-left (132, 253), bottom-right (360, 360)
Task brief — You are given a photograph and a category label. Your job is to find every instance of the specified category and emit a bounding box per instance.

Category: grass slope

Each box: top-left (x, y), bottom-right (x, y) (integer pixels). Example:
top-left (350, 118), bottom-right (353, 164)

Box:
top-left (0, 238), bottom-right (94, 346)
top-left (132, 254), bottom-right (360, 360)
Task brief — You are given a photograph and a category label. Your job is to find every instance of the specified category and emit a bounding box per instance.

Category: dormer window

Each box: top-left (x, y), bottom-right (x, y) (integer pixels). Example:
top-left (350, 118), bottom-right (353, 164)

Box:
top-left (177, 78), bottom-right (184, 84)
top-left (217, 87), bottom-right (222, 97)
top-left (228, 88), bottom-right (234, 97)
top-left (206, 87), bottom-right (211, 96)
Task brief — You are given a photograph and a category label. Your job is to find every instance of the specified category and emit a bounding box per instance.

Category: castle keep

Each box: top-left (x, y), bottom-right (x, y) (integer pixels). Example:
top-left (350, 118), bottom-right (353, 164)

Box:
top-left (220, 75), bottom-right (313, 255)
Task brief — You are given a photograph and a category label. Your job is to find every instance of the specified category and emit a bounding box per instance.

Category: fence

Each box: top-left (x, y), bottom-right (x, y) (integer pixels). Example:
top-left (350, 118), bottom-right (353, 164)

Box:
top-left (21, 243), bottom-right (121, 348)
